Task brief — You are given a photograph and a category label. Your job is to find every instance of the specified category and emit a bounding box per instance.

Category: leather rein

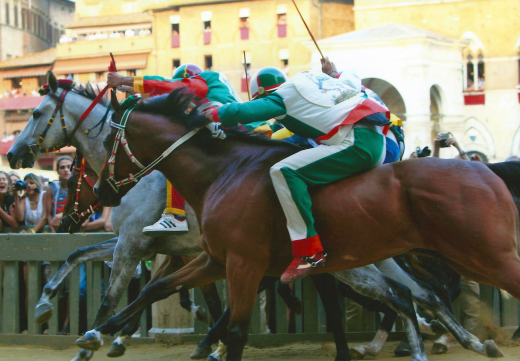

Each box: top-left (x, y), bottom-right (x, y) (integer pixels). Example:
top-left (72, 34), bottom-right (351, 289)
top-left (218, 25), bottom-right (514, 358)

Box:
top-left (69, 154), bottom-right (101, 225)
top-left (106, 108), bottom-right (202, 193)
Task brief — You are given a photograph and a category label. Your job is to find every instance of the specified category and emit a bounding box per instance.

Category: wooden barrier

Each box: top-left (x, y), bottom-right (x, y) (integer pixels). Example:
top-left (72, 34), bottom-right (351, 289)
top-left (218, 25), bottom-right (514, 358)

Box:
top-left (0, 232), bottom-right (518, 348)
top-left (0, 233), bottom-right (153, 345)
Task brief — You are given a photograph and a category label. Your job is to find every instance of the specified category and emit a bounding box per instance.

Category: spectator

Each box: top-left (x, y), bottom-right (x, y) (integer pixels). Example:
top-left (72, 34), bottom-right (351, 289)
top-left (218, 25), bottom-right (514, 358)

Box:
top-left (80, 207), bottom-right (112, 232)
top-left (432, 132), bottom-right (470, 160)
top-left (45, 156), bottom-right (72, 232)
top-left (465, 78), bottom-right (474, 91)
top-left (478, 76), bottom-right (485, 90)
top-left (8, 170), bottom-right (20, 184)
top-left (14, 174), bottom-right (48, 233)
top-left (9, 171), bottom-right (22, 197)
top-left (506, 155), bottom-right (520, 162)
top-left (0, 171), bottom-right (18, 231)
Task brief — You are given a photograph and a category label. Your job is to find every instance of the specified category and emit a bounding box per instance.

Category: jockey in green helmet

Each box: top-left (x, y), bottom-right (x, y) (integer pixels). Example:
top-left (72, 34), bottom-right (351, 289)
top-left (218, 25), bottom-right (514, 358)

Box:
top-left (107, 65), bottom-right (240, 235)
top-left (173, 64), bottom-right (203, 79)
top-left (204, 59), bottom-right (390, 283)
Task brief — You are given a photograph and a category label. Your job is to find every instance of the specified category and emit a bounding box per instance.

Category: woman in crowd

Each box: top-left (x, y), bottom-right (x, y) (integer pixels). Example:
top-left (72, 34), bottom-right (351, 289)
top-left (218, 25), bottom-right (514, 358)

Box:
top-left (0, 171), bottom-right (18, 231)
top-left (14, 173), bottom-right (48, 233)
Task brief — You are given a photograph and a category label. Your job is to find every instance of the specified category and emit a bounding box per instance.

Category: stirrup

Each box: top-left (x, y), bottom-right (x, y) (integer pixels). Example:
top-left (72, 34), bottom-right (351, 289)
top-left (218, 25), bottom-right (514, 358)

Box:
top-left (302, 253), bottom-right (327, 268)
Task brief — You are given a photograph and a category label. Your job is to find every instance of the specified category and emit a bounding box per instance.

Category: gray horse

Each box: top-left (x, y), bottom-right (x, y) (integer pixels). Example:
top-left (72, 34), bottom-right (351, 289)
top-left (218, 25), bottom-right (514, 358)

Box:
top-left (7, 73), bottom-right (501, 361)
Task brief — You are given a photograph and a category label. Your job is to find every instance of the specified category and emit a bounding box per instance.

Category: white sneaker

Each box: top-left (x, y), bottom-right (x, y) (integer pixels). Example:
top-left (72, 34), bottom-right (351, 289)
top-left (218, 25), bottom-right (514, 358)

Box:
top-left (142, 214), bottom-right (189, 235)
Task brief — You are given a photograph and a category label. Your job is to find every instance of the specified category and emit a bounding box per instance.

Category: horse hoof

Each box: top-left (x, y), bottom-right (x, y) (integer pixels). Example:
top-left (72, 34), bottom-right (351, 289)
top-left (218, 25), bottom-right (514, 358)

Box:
top-left (484, 340), bottom-right (504, 358)
top-left (190, 345), bottom-right (212, 359)
top-left (349, 348), bottom-right (365, 360)
top-left (431, 342), bottom-right (448, 354)
top-left (512, 329), bottom-right (520, 342)
top-left (35, 302), bottom-right (53, 325)
top-left (107, 342), bottom-right (126, 357)
top-left (429, 320), bottom-right (448, 335)
top-left (207, 355), bottom-right (221, 361)
top-left (193, 306), bottom-right (208, 323)
top-left (393, 341), bottom-right (411, 357)
top-left (71, 349), bottom-right (94, 361)
top-left (76, 331), bottom-right (103, 351)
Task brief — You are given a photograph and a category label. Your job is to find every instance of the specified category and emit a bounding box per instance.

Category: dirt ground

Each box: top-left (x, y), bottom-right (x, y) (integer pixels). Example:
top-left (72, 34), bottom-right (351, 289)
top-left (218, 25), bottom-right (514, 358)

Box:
top-left (1, 341), bottom-right (520, 361)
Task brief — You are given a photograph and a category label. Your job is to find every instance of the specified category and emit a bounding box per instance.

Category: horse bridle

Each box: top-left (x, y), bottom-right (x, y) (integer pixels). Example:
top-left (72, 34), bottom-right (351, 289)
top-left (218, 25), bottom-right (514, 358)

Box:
top-left (68, 154), bottom-right (101, 225)
top-left (29, 86), bottom-right (110, 156)
top-left (107, 108), bottom-right (202, 193)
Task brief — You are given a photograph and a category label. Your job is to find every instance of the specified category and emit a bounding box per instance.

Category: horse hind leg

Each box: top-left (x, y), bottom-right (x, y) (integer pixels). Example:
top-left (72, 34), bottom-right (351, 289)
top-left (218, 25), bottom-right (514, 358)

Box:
top-left (376, 258), bottom-right (504, 358)
top-left (332, 265), bottom-right (427, 361)
top-left (335, 280), bottom-right (397, 360)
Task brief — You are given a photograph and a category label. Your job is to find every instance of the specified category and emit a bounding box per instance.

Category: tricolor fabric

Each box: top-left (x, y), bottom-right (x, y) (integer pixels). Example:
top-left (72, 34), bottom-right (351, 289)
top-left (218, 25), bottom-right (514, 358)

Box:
top-left (270, 124), bottom-right (385, 256)
top-left (214, 68), bottom-right (389, 256)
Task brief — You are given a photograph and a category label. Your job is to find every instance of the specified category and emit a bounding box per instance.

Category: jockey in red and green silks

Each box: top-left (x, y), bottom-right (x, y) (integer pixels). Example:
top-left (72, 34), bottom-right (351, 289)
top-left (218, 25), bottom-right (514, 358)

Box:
top-left (205, 60), bottom-right (390, 283)
top-left (107, 64), bottom-right (241, 234)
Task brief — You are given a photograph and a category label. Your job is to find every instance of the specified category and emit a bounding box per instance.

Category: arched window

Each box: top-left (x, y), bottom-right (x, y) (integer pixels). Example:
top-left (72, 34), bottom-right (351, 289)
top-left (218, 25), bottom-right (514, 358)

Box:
top-left (466, 55), bottom-right (474, 91)
top-left (477, 54), bottom-right (485, 90)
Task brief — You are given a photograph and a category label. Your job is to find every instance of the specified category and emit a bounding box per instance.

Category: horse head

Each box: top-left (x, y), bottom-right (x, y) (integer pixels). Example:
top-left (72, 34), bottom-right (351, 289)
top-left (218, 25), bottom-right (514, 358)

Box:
top-left (59, 153), bottom-right (100, 233)
top-left (95, 88), bottom-right (205, 207)
top-left (7, 71), bottom-right (110, 172)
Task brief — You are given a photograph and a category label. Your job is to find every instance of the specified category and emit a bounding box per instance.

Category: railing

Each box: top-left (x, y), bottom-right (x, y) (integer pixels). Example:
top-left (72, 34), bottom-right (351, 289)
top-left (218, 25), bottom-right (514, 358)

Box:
top-left (1, 232), bottom-right (518, 348)
top-left (0, 233), bottom-right (152, 345)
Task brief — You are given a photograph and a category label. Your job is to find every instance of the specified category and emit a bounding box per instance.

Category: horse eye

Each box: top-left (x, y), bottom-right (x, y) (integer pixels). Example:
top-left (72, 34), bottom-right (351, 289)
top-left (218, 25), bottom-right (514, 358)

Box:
top-left (32, 111), bottom-right (41, 119)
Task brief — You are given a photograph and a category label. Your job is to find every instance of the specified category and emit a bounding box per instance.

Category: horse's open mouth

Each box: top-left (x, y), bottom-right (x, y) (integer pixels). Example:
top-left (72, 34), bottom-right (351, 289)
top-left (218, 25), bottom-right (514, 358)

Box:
top-left (7, 147), bottom-right (35, 169)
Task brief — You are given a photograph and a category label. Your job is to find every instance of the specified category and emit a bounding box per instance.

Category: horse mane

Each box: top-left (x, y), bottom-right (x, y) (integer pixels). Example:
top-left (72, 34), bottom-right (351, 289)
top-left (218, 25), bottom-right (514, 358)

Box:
top-left (134, 87), bottom-right (302, 151)
top-left (71, 83), bottom-right (109, 108)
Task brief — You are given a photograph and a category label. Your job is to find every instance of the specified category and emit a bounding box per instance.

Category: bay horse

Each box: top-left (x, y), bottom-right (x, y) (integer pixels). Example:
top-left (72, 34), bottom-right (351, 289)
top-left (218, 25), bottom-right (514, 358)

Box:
top-left (8, 73), bottom-right (505, 360)
top-left (87, 88), bottom-right (520, 360)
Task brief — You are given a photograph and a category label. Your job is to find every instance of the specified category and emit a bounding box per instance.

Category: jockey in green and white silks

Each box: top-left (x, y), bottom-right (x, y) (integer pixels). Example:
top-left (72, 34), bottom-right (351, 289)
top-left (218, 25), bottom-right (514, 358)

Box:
top-left (206, 63), bottom-right (390, 283)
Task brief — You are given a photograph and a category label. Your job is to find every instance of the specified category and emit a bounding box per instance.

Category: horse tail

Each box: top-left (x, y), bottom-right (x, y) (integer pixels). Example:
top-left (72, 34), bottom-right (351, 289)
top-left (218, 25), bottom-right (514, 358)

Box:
top-left (486, 161), bottom-right (520, 215)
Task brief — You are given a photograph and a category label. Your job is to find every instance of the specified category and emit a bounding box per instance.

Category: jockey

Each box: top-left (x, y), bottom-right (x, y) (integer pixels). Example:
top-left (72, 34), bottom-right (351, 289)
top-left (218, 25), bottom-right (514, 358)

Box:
top-left (107, 64), bottom-right (239, 235)
top-left (204, 59), bottom-right (390, 283)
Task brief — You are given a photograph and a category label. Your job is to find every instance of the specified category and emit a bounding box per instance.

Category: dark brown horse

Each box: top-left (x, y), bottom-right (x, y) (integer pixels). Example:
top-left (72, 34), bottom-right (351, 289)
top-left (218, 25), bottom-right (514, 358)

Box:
top-left (58, 153), bottom-right (101, 233)
top-left (90, 89), bottom-right (520, 360)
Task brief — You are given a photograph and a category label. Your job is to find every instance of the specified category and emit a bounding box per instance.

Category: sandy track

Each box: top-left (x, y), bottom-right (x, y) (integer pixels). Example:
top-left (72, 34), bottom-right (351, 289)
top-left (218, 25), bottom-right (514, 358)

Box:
top-left (1, 341), bottom-right (520, 361)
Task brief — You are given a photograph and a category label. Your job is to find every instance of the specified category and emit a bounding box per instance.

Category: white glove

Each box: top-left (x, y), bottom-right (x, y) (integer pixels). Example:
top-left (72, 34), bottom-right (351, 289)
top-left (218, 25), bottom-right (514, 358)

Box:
top-left (206, 122), bottom-right (226, 140)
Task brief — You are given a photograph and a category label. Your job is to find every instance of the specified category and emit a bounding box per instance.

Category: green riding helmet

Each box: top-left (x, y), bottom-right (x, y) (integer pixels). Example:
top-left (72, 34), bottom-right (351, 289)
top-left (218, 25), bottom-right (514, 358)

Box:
top-left (173, 64), bottom-right (203, 79)
top-left (250, 67), bottom-right (288, 99)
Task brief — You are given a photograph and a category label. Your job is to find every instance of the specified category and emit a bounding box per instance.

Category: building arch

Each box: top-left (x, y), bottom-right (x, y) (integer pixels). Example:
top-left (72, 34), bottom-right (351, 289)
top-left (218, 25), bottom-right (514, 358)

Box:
top-left (461, 117), bottom-right (495, 159)
top-left (362, 78), bottom-right (406, 120)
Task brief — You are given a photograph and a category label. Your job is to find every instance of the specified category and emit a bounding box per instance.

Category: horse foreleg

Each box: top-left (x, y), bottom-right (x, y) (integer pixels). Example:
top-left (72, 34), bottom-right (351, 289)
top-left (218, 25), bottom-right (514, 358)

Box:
top-left (335, 280), bottom-right (397, 360)
top-left (310, 274), bottom-right (350, 361)
top-left (333, 265), bottom-right (427, 361)
top-left (191, 277), bottom-right (278, 360)
top-left (76, 252), bottom-right (226, 351)
top-left (226, 257), bottom-right (267, 361)
top-left (106, 255), bottom-right (186, 357)
top-left (35, 238), bottom-right (117, 325)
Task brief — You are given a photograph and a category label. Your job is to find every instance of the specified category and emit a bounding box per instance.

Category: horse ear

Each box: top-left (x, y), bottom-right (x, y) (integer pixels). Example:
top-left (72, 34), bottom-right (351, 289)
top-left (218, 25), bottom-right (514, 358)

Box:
top-left (47, 71), bottom-right (58, 92)
top-left (67, 74), bottom-right (73, 81)
top-left (110, 90), bottom-right (122, 115)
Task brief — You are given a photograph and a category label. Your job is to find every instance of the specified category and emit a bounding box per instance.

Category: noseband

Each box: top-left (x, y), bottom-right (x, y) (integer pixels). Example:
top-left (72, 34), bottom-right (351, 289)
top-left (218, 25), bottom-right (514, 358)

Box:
top-left (69, 155), bottom-right (101, 225)
top-left (107, 108), bottom-right (202, 193)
